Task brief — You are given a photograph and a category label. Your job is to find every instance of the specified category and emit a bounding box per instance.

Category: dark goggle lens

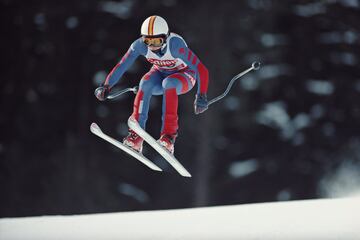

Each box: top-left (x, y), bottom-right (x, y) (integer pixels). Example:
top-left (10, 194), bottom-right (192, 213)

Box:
top-left (143, 37), bottom-right (164, 46)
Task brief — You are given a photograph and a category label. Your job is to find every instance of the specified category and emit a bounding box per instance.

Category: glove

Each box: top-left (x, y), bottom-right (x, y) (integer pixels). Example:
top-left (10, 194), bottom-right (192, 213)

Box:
top-left (194, 93), bottom-right (208, 114)
top-left (95, 84), bottom-right (110, 101)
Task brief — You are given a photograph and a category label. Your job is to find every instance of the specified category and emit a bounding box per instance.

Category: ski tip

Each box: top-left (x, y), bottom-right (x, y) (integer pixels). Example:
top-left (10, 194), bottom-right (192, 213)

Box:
top-left (127, 116), bottom-right (136, 124)
top-left (183, 172), bottom-right (192, 178)
top-left (90, 122), bottom-right (101, 133)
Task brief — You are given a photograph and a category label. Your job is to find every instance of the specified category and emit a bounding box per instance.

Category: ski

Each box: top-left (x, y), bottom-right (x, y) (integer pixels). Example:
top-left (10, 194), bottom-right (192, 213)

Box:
top-left (90, 123), bottom-right (162, 172)
top-left (127, 117), bottom-right (192, 178)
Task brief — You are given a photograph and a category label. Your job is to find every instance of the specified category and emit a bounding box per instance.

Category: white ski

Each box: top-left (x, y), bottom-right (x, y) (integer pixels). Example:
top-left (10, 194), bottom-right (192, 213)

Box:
top-left (127, 117), bottom-right (192, 178)
top-left (90, 123), bottom-right (162, 172)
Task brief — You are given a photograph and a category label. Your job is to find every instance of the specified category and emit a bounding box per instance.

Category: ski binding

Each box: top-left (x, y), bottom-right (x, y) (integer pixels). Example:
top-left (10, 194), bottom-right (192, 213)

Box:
top-left (128, 117), bottom-right (191, 177)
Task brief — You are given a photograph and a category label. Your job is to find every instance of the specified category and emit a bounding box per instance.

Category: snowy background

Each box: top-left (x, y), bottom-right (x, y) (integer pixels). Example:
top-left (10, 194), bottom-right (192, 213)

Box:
top-left (1, 0), bottom-right (360, 220)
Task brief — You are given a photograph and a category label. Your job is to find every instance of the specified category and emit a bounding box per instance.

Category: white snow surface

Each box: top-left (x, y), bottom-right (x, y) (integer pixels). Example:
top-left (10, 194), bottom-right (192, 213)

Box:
top-left (1, 197), bottom-right (359, 240)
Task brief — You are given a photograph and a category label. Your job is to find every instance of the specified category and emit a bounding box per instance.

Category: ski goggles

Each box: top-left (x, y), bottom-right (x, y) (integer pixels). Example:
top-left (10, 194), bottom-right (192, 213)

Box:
top-left (142, 36), bottom-right (165, 47)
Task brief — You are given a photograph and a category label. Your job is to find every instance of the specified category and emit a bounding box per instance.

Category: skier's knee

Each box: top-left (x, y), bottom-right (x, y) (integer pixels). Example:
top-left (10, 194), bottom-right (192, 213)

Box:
top-left (162, 78), bottom-right (181, 93)
top-left (139, 79), bottom-right (153, 92)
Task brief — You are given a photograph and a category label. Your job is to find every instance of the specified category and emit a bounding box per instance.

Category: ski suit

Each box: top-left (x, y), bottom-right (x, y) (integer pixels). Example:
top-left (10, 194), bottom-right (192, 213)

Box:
top-left (105, 33), bottom-right (209, 135)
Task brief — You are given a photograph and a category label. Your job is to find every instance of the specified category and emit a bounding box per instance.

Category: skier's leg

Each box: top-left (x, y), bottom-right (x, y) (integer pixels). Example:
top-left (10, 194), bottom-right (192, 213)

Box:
top-left (124, 68), bottom-right (163, 152)
top-left (131, 67), bottom-right (163, 129)
top-left (158, 70), bottom-right (196, 153)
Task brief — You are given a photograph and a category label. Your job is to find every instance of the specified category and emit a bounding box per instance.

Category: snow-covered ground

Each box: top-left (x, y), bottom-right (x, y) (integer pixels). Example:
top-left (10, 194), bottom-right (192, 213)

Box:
top-left (1, 197), bottom-right (359, 240)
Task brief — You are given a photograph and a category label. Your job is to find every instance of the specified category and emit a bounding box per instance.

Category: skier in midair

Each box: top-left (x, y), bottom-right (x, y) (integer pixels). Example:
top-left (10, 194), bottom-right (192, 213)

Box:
top-left (95, 15), bottom-right (209, 154)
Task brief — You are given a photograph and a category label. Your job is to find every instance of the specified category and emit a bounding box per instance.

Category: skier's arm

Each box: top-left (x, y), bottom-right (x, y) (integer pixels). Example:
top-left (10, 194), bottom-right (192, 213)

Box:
top-left (171, 37), bottom-right (209, 95)
top-left (171, 37), bottom-right (209, 114)
top-left (104, 38), bottom-right (147, 88)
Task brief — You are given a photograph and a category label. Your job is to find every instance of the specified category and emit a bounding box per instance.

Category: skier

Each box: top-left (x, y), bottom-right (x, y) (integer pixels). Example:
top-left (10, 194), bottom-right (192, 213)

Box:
top-left (95, 15), bottom-right (209, 154)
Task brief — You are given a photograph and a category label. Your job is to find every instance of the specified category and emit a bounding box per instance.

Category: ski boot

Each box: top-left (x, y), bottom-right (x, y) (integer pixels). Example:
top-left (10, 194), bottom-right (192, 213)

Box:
top-left (123, 129), bottom-right (143, 153)
top-left (157, 133), bottom-right (177, 154)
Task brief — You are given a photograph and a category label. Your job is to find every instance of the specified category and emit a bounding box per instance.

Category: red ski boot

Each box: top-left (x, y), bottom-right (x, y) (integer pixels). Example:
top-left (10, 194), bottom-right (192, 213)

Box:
top-left (123, 129), bottom-right (143, 153)
top-left (157, 133), bottom-right (177, 154)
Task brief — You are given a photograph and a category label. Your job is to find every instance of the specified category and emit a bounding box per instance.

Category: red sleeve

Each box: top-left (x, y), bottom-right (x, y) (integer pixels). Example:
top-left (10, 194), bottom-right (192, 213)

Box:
top-left (173, 36), bottom-right (209, 95)
top-left (197, 61), bottom-right (209, 94)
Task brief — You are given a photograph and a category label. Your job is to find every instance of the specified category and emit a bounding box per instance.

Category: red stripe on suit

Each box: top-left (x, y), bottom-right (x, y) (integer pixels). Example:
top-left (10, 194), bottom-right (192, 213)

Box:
top-left (197, 62), bottom-right (209, 94)
top-left (162, 88), bottom-right (178, 135)
top-left (170, 73), bottom-right (189, 93)
top-left (131, 90), bottom-right (144, 122)
top-left (187, 50), bottom-right (193, 61)
top-left (191, 55), bottom-right (198, 65)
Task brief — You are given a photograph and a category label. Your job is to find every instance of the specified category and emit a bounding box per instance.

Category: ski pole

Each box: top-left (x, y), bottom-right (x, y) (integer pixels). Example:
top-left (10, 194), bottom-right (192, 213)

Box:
top-left (208, 61), bottom-right (261, 106)
top-left (107, 86), bottom-right (138, 100)
top-left (104, 62), bottom-right (260, 102)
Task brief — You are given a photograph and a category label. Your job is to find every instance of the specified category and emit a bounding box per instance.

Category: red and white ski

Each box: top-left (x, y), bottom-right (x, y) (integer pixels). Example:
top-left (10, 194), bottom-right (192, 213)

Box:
top-left (90, 123), bottom-right (162, 172)
top-left (127, 117), bottom-right (192, 178)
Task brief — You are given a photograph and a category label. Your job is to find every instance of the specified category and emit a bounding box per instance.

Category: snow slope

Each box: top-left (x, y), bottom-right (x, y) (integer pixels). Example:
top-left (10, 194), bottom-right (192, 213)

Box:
top-left (1, 197), bottom-right (359, 240)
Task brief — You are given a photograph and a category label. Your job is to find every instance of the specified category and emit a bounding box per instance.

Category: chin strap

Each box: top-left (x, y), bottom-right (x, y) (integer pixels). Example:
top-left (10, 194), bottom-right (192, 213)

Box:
top-left (161, 34), bottom-right (169, 51)
top-left (161, 43), bottom-right (167, 51)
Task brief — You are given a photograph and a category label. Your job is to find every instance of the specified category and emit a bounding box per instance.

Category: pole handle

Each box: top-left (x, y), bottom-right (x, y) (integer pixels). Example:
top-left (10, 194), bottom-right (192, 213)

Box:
top-left (106, 86), bottom-right (138, 100)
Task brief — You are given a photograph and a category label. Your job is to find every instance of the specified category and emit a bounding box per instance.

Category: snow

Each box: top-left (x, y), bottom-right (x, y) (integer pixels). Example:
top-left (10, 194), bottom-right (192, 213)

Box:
top-left (310, 104), bottom-right (326, 119)
top-left (1, 197), bottom-right (359, 240)
top-left (319, 161), bottom-right (360, 198)
top-left (34, 13), bottom-right (46, 26)
top-left (100, 0), bottom-right (135, 19)
top-left (338, 0), bottom-right (360, 8)
top-left (65, 17), bottom-right (79, 29)
top-left (237, 63), bottom-right (291, 84)
top-left (224, 96), bottom-right (240, 111)
top-left (260, 33), bottom-right (288, 47)
top-left (93, 71), bottom-right (107, 85)
top-left (293, 2), bottom-right (327, 17)
top-left (330, 52), bottom-right (358, 66)
top-left (317, 31), bottom-right (358, 45)
top-left (257, 64), bottom-right (291, 80)
top-left (256, 101), bottom-right (289, 130)
top-left (229, 159), bottom-right (259, 178)
top-left (322, 122), bottom-right (336, 137)
top-left (117, 183), bottom-right (149, 203)
top-left (276, 189), bottom-right (292, 201)
top-left (306, 80), bottom-right (335, 95)
top-left (256, 102), bottom-right (314, 142)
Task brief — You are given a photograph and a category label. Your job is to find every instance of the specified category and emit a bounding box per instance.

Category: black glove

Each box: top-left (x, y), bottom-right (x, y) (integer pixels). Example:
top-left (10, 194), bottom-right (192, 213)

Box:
top-left (194, 93), bottom-right (208, 114)
top-left (95, 84), bottom-right (110, 101)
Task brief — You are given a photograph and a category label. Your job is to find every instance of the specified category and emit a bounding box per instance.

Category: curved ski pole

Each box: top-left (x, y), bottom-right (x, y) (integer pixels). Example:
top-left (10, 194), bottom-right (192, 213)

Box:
top-left (208, 61), bottom-right (261, 106)
top-left (107, 86), bottom-right (138, 100)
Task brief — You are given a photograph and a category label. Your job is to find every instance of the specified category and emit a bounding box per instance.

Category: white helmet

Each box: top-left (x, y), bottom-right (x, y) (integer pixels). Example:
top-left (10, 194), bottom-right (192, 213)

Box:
top-left (141, 15), bottom-right (169, 37)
